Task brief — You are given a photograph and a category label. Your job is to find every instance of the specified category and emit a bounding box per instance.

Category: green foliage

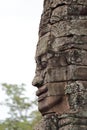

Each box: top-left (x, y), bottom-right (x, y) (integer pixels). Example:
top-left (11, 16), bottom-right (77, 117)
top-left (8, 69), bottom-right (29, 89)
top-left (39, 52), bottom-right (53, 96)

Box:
top-left (0, 83), bottom-right (41, 130)
top-left (3, 119), bottom-right (33, 130)
top-left (0, 122), bottom-right (6, 130)
top-left (30, 110), bottom-right (41, 127)
top-left (2, 83), bottom-right (31, 121)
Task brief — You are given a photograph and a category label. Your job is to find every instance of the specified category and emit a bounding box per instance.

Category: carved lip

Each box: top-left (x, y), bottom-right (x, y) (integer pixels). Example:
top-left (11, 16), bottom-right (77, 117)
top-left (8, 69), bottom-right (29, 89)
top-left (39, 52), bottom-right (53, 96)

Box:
top-left (38, 93), bottom-right (48, 102)
top-left (36, 86), bottom-right (48, 102)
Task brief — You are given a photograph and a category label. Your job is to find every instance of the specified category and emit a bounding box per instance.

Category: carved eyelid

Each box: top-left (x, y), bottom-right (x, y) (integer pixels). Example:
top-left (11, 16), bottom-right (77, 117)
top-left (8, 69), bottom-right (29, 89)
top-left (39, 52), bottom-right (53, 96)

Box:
top-left (36, 51), bottom-right (55, 69)
top-left (36, 57), bottom-right (48, 70)
top-left (41, 61), bottom-right (48, 69)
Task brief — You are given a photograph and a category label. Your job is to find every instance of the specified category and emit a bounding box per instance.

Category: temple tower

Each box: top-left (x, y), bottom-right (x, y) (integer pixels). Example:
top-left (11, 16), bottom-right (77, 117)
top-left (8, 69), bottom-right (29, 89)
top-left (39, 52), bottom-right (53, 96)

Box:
top-left (32, 0), bottom-right (87, 129)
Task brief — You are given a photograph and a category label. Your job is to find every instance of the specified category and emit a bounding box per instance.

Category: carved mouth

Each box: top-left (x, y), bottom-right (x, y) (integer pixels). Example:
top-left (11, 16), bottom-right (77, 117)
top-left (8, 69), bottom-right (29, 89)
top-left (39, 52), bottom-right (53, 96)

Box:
top-left (36, 86), bottom-right (48, 102)
top-left (38, 93), bottom-right (48, 101)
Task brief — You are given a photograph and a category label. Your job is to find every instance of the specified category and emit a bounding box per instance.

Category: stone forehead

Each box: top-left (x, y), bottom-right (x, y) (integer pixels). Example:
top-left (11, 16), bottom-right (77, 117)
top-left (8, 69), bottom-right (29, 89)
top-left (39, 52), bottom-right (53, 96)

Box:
top-left (44, 0), bottom-right (87, 8)
top-left (36, 33), bottom-right (50, 58)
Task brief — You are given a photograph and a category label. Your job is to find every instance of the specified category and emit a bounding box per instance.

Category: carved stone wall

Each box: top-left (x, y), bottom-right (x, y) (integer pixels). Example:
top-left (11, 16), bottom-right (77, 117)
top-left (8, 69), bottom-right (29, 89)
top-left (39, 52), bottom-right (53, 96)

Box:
top-left (32, 0), bottom-right (87, 129)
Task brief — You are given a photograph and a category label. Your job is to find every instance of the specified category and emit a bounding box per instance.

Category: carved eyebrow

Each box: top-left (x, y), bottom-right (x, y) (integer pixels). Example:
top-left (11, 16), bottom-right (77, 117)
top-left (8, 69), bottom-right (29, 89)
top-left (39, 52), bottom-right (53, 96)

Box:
top-left (36, 51), bottom-right (55, 68)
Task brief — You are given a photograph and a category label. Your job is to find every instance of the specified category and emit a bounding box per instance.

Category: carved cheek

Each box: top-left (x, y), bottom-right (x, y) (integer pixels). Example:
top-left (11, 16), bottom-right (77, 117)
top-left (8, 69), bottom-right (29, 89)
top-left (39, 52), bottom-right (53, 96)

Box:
top-left (44, 67), bottom-right (67, 83)
top-left (46, 83), bottom-right (65, 97)
top-left (38, 96), bottom-right (61, 112)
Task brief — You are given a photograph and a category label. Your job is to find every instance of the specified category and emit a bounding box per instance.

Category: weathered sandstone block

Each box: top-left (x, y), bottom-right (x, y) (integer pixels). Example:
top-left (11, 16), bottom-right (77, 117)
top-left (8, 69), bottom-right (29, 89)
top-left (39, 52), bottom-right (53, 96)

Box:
top-left (65, 81), bottom-right (87, 110)
top-left (48, 49), bottom-right (87, 66)
top-left (51, 35), bottom-right (87, 51)
top-left (50, 5), bottom-right (87, 23)
top-left (51, 20), bottom-right (87, 37)
top-left (44, 65), bottom-right (87, 83)
top-left (50, 0), bottom-right (87, 9)
top-left (36, 33), bottom-right (50, 57)
top-left (58, 111), bottom-right (87, 129)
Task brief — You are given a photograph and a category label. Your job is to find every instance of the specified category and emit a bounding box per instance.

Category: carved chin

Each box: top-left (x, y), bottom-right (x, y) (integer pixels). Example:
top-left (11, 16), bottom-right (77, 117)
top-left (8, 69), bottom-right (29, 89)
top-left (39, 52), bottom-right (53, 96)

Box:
top-left (38, 96), bottom-right (62, 114)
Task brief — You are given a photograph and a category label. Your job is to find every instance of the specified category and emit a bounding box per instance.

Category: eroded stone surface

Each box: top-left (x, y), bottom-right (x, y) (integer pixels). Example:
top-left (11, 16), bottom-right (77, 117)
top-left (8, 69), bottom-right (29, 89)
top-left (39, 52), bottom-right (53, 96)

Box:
top-left (51, 20), bottom-right (87, 37)
top-left (65, 81), bottom-right (87, 110)
top-left (34, 112), bottom-right (87, 130)
top-left (34, 114), bottom-right (59, 130)
top-left (51, 5), bottom-right (87, 24)
top-left (33, 0), bottom-right (87, 129)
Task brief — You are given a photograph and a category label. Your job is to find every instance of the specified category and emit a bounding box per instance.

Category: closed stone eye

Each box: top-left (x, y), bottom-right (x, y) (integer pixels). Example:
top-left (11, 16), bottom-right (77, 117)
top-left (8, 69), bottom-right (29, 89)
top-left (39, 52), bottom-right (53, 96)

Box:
top-left (41, 61), bottom-right (47, 69)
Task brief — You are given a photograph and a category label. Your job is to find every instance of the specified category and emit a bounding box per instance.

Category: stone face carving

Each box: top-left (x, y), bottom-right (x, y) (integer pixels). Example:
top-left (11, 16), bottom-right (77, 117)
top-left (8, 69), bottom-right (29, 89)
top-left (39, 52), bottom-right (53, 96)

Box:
top-left (32, 0), bottom-right (87, 129)
top-left (32, 53), bottom-right (69, 114)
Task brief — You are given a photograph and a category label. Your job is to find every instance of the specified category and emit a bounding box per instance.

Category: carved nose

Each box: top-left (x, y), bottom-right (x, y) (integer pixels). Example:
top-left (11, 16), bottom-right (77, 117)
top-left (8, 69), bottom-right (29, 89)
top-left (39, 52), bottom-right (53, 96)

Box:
top-left (32, 75), bottom-right (43, 88)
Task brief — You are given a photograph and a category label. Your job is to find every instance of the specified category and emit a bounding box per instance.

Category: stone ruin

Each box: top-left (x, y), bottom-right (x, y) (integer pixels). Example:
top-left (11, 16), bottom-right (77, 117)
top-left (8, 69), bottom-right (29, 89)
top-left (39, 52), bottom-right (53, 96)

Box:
top-left (32, 0), bottom-right (87, 129)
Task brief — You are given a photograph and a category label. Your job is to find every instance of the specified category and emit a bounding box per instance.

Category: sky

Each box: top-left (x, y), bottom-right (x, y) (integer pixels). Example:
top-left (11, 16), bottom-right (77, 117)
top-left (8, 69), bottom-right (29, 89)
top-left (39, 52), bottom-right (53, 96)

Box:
top-left (0, 0), bottom-right (44, 120)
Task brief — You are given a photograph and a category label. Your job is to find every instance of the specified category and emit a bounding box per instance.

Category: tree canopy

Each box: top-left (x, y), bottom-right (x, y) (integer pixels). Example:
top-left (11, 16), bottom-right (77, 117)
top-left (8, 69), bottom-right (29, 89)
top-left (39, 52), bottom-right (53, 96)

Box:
top-left (0, 83), bottom-right (41, 130)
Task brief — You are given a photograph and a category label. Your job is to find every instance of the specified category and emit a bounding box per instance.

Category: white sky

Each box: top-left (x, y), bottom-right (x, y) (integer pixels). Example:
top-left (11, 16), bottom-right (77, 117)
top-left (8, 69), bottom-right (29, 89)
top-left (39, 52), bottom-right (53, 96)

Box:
top-left (0, 0), bottom-right (44, 120)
